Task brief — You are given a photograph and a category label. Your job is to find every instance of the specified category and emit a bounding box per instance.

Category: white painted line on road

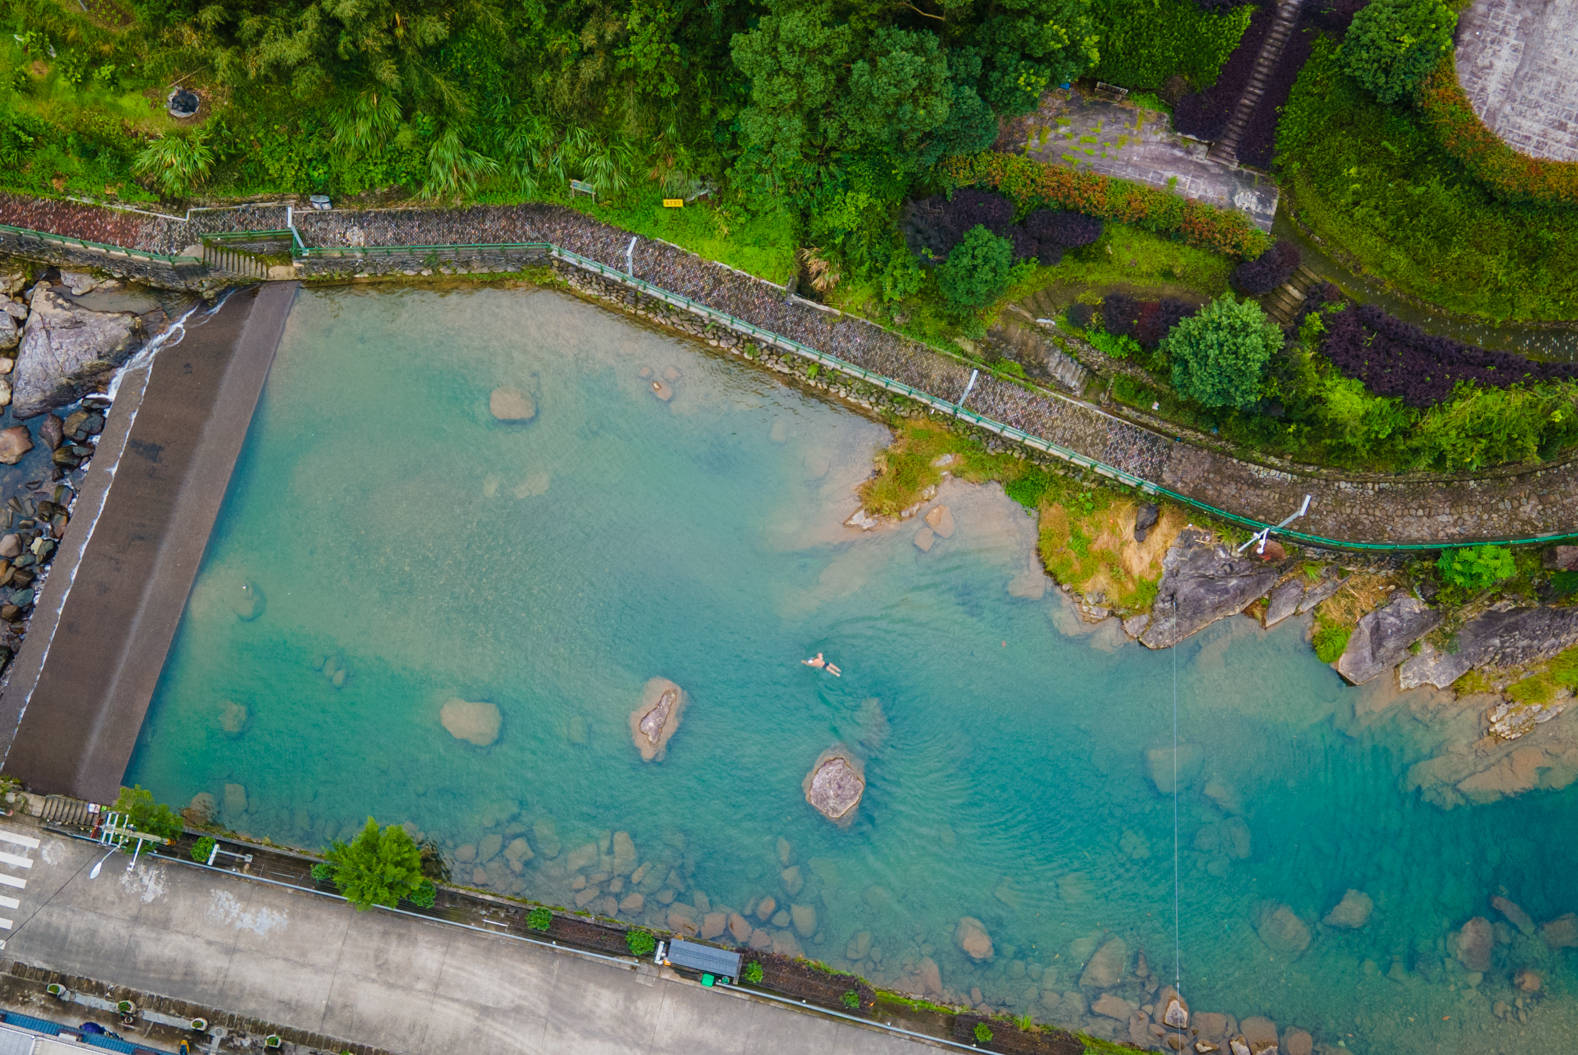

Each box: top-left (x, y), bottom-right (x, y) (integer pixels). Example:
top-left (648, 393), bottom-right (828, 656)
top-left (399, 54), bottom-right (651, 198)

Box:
top-left (0, 831), bottom-right (39, 850)
top-left (0, 895), bottom-right (18, 910)
top-left (0, 874), bottom-right (25, 889)
top-left (0, 852), bottom-right (32, 869)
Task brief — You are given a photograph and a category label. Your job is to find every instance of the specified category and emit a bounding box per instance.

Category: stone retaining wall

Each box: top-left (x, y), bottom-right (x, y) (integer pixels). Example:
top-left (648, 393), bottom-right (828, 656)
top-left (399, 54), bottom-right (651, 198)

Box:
top-left (5, 192), bottom-right (1578, 544)
top-left (0, 230), bottom-right (205, 290)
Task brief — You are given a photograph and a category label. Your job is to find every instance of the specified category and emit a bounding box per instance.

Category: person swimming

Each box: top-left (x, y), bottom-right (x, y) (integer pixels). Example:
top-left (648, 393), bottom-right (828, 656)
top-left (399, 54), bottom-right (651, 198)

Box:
top-left (802, 652), bottom-right (841, 676)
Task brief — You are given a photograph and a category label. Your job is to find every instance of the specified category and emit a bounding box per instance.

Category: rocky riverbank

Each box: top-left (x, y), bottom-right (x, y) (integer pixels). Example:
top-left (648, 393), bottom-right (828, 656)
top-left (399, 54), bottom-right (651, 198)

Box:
top-left (0, 260), bottom-right (183, 682)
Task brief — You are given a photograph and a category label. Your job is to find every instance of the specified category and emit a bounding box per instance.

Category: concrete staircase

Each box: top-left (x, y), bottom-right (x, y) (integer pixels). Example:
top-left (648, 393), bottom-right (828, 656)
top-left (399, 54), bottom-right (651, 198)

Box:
top-left (201, 242), bottom-right (271, 280)
top-left (39, 794), bottom-right (94, 830)
top-left (1208, 0), bottom-right (1307, 166)
top-left (1263, 264), bottom-right (1322, 327)
top-left (992, 299), bottom-right (1092, 395)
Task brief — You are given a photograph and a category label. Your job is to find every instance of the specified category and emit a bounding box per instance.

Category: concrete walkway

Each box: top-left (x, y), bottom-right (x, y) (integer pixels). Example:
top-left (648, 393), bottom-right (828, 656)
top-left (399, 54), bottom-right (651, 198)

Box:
top-left (1005, 90), bottom-right (1279, 230)
top-left (0, 825), bottom-right (944, 1055)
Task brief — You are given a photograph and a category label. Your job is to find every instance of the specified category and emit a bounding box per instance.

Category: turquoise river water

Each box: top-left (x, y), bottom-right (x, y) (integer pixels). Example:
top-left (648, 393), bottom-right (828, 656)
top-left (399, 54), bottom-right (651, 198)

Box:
top-left (128, 286), bottom-right (1578, 1054)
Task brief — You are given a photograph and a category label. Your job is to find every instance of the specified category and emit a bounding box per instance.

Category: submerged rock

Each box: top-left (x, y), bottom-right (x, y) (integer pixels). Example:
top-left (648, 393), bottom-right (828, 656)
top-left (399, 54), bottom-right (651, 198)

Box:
top-left (1160, 987), bottom-right (1189, 1028)
top-left (1262, 577), bottom-right (1304, 628)
top-left (222, 782), bottom-right (247, 818)
top-left (1540, 912), bottom-right (1578, 949)
top-left (1255, 904), bottom-right (1310, 957)
top-left (802, 744), bottom-right (864, 825)
top-left (217, 700), bottom-right (250, 736)
top-left (1140, 528), bottom-right (1280, 649)
top-left (231, 579), bottom-right (265, 621)
top-left (1079, 936), bottom-right (1127, 989)
top-left (440, 698), bottom-right (502, 747)
top-left (924, 504), bottom-right (955, 539)
top-left (1323, 889), bottom-right (1374, 929)
top-left (1492, 895), bottom-right (1535, 935)
top-left (182, 792), bottom-right (216, 825)
top-left (955, 916), bottom-right (994, 961)
top-left (13, 288), bottom-right (139, 417)
top-left (489, 386), bottom-right (536, 422)
top-left (629, 676), bottom-right (686, 761)
top-left (1336, 592), bottom-right (1441, 685)
top-left (1455, 916), bottom-right (1494, 972)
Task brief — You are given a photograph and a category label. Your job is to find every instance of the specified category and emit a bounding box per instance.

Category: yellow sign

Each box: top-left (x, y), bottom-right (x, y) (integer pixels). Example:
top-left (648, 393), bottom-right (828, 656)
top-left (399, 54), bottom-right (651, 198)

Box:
top-left (662, 198), bottom-right (684, 208)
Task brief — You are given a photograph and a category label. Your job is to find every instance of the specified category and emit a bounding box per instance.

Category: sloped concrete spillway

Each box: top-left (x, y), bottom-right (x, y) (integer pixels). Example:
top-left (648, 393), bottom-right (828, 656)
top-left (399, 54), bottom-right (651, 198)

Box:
top-left (0, 282), bottom-right (297, 802)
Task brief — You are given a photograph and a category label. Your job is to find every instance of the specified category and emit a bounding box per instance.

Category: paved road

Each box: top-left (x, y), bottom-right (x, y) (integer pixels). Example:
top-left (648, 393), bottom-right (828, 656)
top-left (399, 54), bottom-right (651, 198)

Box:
top-left (0, 825), bottom-right (944, 1055)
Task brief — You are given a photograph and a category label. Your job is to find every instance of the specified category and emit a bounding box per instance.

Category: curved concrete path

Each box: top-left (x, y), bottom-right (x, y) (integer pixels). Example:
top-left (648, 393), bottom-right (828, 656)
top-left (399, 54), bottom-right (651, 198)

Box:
top-left (1, 825), bottom-right (946, 1055)
top-left (4, 192), bottom-right (1577, 545)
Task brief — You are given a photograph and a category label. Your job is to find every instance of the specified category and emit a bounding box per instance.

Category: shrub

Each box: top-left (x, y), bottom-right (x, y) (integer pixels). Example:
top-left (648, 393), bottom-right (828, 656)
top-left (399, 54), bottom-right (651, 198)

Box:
top-left (322, 818), bottom-right (426, 910)
top-left (943, 153), bottom-right (1270, 259)
top-left (1437, 546), bottom-right (1517, 593)
top-left (1091, 0), bottom-right (1254, 92)
top-left (1164, 295), bottom-right (1283, 409)
top-left (902, 189), bottom-right (1015, 263)
top-left (841, 990), bottom-right (861, 1009)
top-left (527, 907), bottom-right (553, 931)
top-left (131, 131), bottom-right (215, 199)
top-left (1340, 0), bottom-right (1456, 104)
top-left (1024, 209), bottom-right (1104, 250)
top-left (1417, 58), bottom-right (1578, 208)
top-left (311, 861), bottom-right (334, 882)
top-left (1320, 304), bottom-right (1578, 407)
top-left (938, 225), bottom-right (1014, 315)
top-left (1231, 239), bottom-right (1300, 295)
top-left (1136, 298), bottom-right (1195, 349)
top-left (1066, 303), bottom-right (1095, 329)
top-left (1102, 292), bottom-right (1140, 338)
top-left (626, 928), bottom-right (657, 957)
top-left (112, 786), bottom-right (183, 842)
top-left (974, 1021), bottom-right (994, 1044)
top-left (189, 837), bottom-right (216, 864)
top-left (407, 880), bottom-right (437, 908)
top-left (1312, 619), bottom-right (1351, 663)
top-left (744, 960), bottom-right (765, 984)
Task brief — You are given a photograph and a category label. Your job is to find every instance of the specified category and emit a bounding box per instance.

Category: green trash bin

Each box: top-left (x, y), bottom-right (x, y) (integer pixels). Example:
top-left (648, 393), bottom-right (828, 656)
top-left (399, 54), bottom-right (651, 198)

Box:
top-left (701, 973), bottom-right (715, 987)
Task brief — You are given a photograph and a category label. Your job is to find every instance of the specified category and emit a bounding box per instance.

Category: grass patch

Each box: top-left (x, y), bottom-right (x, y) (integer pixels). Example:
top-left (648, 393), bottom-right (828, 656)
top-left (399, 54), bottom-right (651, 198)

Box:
top-left (1008, 224), bottom-right (1232, 315)
top-left (857, 419), bottom-right (1024, 517)
top-left (576, 188), bottom-right (797, 285)
top-left (1504, 643), bottom-right (1578, 704)
top-left (1311, 614), bottom-right (1351, 664)
top-left (1035, 480), bottom-right (1180, 615)
top-left (1277, 37), bottom-right (1578, 322)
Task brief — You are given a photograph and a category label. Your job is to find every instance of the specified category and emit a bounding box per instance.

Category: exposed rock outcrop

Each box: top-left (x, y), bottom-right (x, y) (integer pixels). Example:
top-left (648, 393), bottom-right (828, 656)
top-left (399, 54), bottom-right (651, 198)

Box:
top-left (802, 745), bottom-right (864, 825)
top-left (1399, 606), bottom-right (1578, 690)
top-left (13, 288), bottom-right (139, 417)
top-left (629, 676), bottom-right (686, 761)
top-left (1336, 592), bottom-right (1441, 685)
top-left (1140, 528), bottom-right (1280, 649)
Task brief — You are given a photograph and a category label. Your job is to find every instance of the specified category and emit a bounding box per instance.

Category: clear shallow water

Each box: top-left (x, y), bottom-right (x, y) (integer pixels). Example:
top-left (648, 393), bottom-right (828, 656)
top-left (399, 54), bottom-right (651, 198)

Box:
top-left (129, 287), bottom-right (1578, 1053)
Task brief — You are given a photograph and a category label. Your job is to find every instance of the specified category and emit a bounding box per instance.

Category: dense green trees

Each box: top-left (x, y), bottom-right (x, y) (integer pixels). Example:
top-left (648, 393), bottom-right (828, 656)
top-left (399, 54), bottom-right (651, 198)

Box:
top-left (1164, 295), bottom-right (1281, 409)
top-left (323, 818), bottom-right (427, 910)
top-left (938, 224), bottom-right (1014, 315)
top-left (1338, 0), bottom-right (1456, 104)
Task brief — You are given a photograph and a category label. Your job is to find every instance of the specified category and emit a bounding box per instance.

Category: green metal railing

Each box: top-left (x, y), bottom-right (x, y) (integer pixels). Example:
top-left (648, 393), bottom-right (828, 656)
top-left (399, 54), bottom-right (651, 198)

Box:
top-left (7, 218), bottom-right (1578, 550)
top-left (0, 222), bottom-right (200, 265)
top-left (202, 229), bottom-right (294, 244)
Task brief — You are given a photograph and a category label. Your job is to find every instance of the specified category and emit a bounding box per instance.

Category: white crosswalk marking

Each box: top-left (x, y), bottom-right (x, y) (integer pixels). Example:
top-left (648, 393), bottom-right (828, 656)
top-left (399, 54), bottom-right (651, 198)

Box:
top-left (0, 826), bottom-right (36, 944)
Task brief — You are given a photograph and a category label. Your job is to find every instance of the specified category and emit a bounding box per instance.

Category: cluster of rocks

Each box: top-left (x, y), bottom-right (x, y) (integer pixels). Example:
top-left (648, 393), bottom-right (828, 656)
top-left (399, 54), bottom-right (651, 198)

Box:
top-left (1441, 896), bottom-right (1576, 1025)
top-left (4, 268), bottom-right (143, 419)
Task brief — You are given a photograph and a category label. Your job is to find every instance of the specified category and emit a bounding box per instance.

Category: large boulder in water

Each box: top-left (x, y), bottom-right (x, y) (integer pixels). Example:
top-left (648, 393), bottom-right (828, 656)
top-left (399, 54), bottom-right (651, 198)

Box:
top-left (1323, 888), bottom-right (1373, 929)
top-left (802, 745), bottom-right (864, 825)
top-left (1255, 904), bottom-right (1310, 957)
top-left (1079, 936), bottom-right (1127, 989)
top-left (441, 698), bottom-right (502, 747)
top-left (13, 288), bottom-right (140, 418)
top-left (0, 426), bottom-right (31, 465)
top-left (1140, 528), bottom-right (1280, 649)
top-left (629, 676), bottom-right (686, 761)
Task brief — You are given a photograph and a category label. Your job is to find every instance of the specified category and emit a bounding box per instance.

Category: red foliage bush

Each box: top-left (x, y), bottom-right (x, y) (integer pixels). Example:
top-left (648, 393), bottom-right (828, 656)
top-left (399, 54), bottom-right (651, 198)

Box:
top-left (944, 152), bottom-right (1270, 259)
top-left (1173, 5), bottom-right (1275, 141)
top-left (1322, 303), bottom-right (1578, 406)
top-left (1417, 59), bottom-right (1578, 207)
top-left (1231, 239), bottom-right (1300, 294)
